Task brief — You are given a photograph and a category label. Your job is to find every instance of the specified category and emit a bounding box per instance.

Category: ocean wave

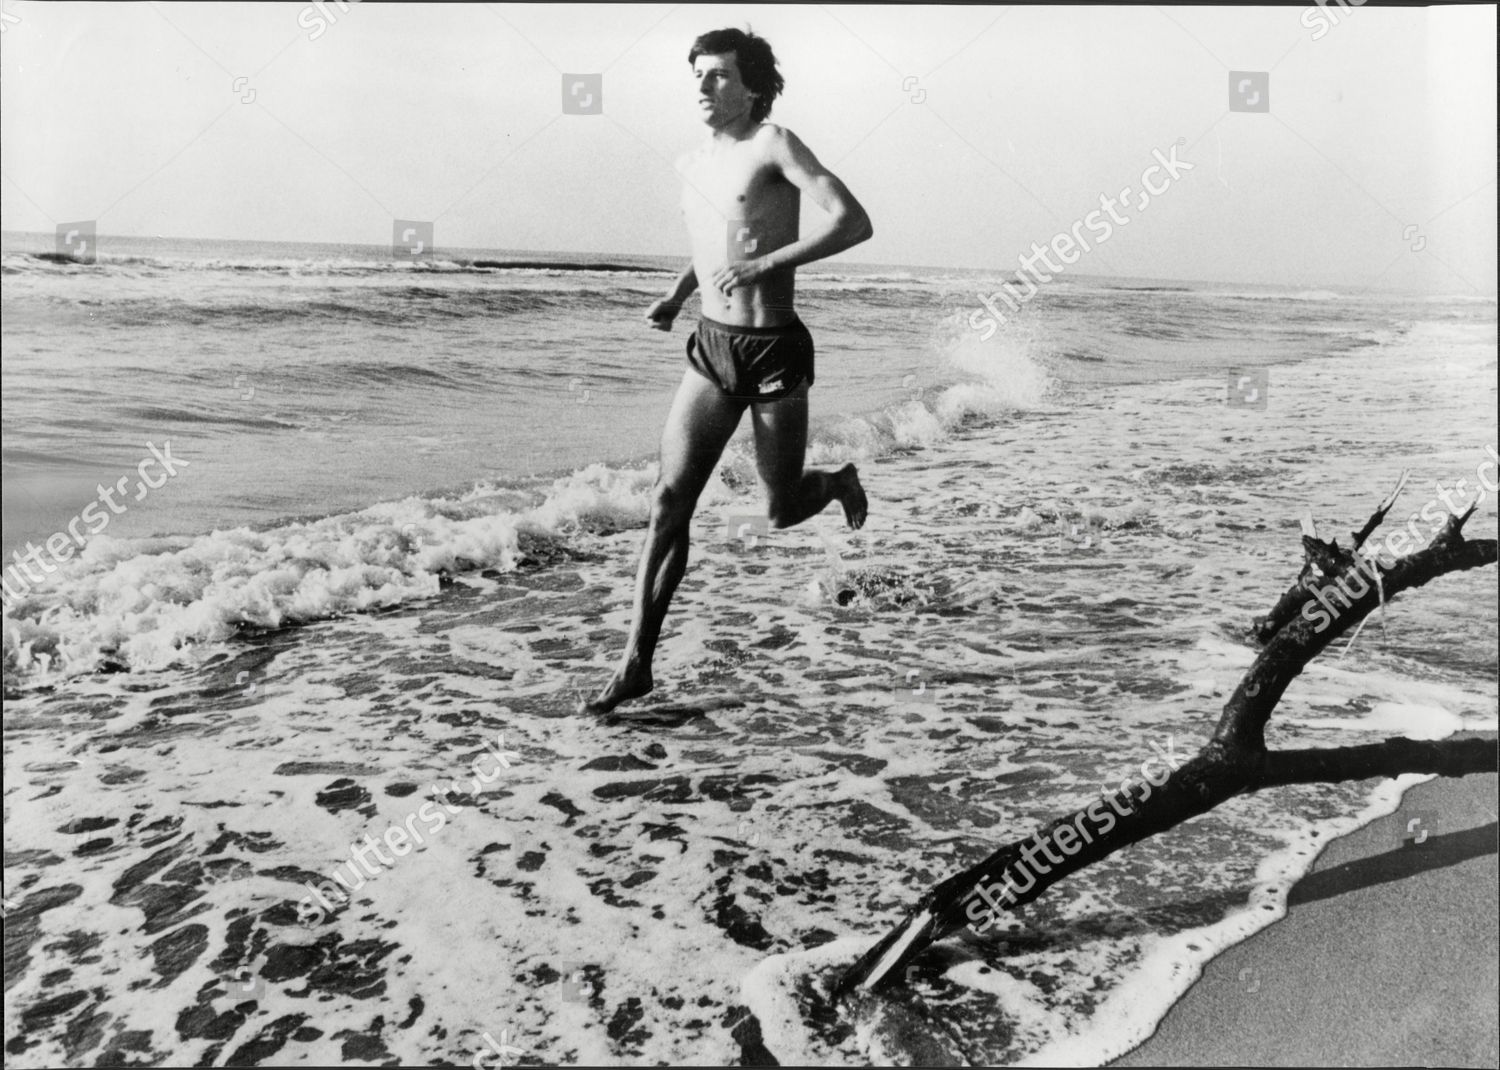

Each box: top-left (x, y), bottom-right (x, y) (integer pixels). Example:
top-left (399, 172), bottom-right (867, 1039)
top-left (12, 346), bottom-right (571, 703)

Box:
top-left (1103, 285), bottom-right (1193, 293)
top-left (0, 251), bottom-right (673, 279)
top-left (116, 404), bottom-right (308, 430)
top-left (1422, 292), bottom-right (1498, 304)
top-left (1120, 322), bottom-right (1189, 340)
top-left (799, 281), bottom-right (936, 296)
top-left (1200, 288), bottom-right (1344, 302)
top-left (803, 271), bottom-right (923, 285)
top-left (0, 464), bottom-right (665, 684)
top-left (713, 325), bottom-right (1053, 483)
top-left (89, 289), bottom-right (575, 328)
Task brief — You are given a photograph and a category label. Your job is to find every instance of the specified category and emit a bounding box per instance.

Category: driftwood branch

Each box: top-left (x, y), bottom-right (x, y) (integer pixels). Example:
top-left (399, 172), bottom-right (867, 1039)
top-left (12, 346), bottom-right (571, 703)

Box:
top-left (835, 483), bottom-right (1497, 999)
top-left (1252, 736), bottom-right (1496, 788)
top-left (1251, 469), bottom-right (1409, 643)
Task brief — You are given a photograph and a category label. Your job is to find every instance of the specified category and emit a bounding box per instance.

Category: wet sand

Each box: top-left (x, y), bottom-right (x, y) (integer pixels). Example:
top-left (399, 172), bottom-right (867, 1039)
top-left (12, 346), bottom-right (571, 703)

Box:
top-left (1115, 736), bottom-right (1498, 1068)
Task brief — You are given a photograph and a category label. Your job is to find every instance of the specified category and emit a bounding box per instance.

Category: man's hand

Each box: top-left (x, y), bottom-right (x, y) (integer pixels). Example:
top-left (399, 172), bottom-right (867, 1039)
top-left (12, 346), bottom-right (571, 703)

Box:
top-left (645, 298), bottom-right (682, 331)
top-left (710, 257), bottom-right (768, 298)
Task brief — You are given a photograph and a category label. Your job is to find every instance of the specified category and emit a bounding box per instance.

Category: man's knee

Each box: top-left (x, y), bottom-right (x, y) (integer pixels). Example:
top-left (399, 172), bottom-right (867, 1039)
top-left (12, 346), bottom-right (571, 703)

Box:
top-left (650, 481), bottom-right (696, 529)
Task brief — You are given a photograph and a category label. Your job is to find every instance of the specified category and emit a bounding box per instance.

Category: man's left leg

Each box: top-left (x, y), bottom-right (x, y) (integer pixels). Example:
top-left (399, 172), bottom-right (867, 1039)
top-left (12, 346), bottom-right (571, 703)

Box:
top-left (750, 383), bottom-right (868, 530)
top-left (578, 370), bottom-right (746, 715)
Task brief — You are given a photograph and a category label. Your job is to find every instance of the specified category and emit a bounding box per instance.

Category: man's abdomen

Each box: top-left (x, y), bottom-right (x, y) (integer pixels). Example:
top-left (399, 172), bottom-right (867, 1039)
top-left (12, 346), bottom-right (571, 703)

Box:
top-left (695, 262), bottom-right (798, 329)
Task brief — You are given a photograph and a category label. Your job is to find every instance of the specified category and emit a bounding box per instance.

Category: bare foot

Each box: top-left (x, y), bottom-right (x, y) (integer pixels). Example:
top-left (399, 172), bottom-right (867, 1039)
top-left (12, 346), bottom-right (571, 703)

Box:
top-left (837, 463), bottom-right (868, 530)
top-left (577, 662), bottom-right (654, 715)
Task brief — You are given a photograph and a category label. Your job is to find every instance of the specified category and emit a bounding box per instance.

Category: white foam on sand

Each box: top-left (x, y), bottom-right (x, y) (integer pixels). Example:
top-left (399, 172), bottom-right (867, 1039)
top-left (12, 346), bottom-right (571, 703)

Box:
top-left (1292, 701), bottom-right (1481, 739)
top-left (1008, 772), bottom-right (1429, 1067)
top-left (742, 937), bottom-right (873, 1063)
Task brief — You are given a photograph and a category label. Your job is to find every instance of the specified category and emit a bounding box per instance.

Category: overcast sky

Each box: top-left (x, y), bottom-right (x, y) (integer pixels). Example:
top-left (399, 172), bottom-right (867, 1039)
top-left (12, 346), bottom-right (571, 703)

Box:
top-left (2, 2), bottom-right (1495, 292)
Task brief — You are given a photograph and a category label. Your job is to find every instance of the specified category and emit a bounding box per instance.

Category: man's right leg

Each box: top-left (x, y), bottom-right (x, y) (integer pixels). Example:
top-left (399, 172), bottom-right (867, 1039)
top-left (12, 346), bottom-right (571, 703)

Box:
top-left (749, 383), bottom-right (867, 531)
top-left (579, 370), bottom-right (746, 714)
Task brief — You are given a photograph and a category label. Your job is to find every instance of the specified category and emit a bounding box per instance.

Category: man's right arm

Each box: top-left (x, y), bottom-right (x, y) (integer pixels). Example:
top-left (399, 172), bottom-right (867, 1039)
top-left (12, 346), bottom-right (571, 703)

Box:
top-left (665, 262), bottom-right (698, 305)
top-left (646, 263), bottom-right (698, 330)
top-left (651, 150), bottom-right (700, 330)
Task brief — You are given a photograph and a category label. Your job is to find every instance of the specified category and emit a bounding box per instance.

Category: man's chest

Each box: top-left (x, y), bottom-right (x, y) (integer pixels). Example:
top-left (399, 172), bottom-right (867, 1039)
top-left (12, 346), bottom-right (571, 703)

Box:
top-left (680, 151), bottom-right (793, 221)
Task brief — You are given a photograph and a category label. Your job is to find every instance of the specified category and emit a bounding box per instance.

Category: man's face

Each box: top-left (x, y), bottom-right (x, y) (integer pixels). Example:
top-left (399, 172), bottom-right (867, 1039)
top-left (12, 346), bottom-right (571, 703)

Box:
top-left (693, 52), bottom-right (757, 128)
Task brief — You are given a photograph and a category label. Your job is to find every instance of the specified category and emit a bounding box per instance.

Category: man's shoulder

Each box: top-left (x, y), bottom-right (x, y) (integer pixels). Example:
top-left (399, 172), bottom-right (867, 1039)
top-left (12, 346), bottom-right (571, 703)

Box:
top-left (750, 123), bottom-right (806, 167)
top-left (752, 122), bottom-right (797, 146)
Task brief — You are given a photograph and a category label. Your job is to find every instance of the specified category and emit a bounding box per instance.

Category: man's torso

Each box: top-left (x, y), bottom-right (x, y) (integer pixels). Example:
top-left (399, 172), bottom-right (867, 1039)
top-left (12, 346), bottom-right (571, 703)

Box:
top-left (679, 124), bottom-right (800, 328)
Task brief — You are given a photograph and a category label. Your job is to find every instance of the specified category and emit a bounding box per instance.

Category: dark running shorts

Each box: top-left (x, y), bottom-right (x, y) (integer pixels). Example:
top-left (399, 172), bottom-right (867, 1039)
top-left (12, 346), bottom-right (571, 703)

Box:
top-left (685, 315), bottom-right (815, 402)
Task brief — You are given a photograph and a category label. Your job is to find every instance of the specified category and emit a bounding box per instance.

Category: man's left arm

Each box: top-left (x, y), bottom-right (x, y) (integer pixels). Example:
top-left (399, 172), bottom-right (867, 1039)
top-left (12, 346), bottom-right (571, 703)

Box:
top-left (710, 128), bottom-right (872, 296)
top-left (758, 128), bottom-right (873, 271)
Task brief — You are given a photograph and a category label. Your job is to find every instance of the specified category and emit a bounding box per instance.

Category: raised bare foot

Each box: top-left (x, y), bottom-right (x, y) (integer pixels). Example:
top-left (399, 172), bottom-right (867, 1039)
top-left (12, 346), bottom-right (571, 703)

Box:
top-left (577, 662), bottom-right (654, 715)
top-left (837, 463), bottom-right (868, 530)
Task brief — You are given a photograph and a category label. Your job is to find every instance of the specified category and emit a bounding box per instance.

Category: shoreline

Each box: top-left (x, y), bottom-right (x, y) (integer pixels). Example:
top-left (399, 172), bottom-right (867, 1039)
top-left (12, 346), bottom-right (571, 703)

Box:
top-left (1114, 734), bottom-right (1499, 1068)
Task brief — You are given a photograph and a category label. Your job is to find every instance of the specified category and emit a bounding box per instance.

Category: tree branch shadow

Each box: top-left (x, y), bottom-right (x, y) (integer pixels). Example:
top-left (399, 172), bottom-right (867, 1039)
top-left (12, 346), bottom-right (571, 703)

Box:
top-left (1287, 821), bottom-right (1498, 907)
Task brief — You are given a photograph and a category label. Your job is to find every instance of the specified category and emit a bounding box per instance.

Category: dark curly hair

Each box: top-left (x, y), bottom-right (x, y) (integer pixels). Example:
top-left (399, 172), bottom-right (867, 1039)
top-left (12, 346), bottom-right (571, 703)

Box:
top-left (688, 27), bottom-right (784, 123)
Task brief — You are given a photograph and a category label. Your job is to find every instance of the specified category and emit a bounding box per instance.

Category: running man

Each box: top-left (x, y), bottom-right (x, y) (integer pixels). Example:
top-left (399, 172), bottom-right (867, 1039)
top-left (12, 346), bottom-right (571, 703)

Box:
top-left (579, 26), bottom-right (873, 715)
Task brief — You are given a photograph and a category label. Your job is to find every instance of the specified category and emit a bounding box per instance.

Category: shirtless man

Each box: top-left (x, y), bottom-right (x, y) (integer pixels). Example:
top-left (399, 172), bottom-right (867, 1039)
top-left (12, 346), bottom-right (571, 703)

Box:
top-left (579, 27), bottom-right (874, 715)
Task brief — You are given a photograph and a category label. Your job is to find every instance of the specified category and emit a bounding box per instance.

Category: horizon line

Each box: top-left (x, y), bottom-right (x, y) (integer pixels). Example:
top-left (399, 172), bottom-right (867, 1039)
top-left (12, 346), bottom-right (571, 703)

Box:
top-left (1, 228), bottom-right (1490, 299)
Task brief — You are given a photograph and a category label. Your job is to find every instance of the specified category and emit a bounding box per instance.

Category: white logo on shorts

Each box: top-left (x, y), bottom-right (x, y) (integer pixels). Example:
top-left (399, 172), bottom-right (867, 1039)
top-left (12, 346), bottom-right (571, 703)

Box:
top-left (759, 379), bottom-right (784, 394)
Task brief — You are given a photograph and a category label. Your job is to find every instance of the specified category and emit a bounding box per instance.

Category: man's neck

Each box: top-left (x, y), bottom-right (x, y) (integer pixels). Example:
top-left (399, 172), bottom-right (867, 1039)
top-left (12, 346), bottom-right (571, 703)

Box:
top-left (708, 115), bottom-right (760, 145)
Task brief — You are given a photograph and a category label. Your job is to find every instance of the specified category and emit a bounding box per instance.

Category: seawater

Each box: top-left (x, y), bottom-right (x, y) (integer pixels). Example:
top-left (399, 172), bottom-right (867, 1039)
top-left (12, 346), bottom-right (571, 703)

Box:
top-left (2, 232), bottom-right (1496, 1065)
